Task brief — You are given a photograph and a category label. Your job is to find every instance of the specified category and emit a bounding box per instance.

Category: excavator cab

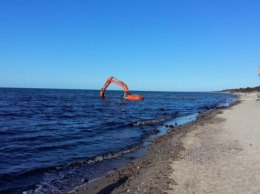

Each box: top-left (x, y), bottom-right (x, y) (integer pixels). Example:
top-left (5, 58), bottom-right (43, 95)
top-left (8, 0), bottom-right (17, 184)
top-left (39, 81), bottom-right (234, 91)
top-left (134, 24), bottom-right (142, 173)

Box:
top-left (100, 76), bottom-right (144, 101)
top-left (121, 91), bottom-right (131, 99)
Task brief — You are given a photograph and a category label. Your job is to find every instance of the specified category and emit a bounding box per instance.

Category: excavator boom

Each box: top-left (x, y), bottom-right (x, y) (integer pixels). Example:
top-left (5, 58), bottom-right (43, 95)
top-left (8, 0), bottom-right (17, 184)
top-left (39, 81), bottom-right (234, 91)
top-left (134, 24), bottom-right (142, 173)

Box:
top-left (99, 76), bottom-right (144, 100)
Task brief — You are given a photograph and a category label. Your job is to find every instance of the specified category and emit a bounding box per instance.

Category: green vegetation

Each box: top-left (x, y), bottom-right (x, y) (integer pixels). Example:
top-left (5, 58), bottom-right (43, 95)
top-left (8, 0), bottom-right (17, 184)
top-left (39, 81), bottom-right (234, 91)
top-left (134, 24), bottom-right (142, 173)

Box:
top-left (222, 86), bottom-right (260, 93)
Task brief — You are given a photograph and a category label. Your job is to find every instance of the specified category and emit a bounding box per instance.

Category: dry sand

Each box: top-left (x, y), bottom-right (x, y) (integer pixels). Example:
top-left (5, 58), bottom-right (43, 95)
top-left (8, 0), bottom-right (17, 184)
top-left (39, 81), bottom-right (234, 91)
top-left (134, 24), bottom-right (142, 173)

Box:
top-left (75, 92), bottom-right (260, 194)
top-left (169, 92), bottom-right (260, 194)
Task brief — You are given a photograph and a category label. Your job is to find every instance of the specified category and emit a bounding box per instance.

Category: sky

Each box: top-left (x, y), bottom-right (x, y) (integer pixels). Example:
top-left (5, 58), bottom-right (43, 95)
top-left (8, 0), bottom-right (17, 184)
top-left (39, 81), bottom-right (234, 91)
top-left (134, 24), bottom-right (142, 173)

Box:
top-left (1, 0), bottom-right (260, 91)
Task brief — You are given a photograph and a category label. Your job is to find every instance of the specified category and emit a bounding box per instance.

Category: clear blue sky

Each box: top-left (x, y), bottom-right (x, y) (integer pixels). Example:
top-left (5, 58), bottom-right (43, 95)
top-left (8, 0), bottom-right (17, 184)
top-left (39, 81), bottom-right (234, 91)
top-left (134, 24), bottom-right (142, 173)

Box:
top-left (1, 0), bottom-right (260, 91)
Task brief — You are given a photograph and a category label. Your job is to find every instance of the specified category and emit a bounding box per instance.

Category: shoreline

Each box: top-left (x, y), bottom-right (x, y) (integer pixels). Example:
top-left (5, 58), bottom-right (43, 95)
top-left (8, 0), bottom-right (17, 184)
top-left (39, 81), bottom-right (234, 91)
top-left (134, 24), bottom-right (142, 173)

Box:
top-left (72, 95), bottom-right (241, 194)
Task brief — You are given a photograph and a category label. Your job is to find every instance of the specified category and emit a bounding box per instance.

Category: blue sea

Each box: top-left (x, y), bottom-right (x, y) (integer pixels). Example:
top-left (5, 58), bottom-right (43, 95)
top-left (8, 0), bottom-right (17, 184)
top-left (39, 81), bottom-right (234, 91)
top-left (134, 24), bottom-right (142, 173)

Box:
top-left (0, 88), bottom-right (236, 194)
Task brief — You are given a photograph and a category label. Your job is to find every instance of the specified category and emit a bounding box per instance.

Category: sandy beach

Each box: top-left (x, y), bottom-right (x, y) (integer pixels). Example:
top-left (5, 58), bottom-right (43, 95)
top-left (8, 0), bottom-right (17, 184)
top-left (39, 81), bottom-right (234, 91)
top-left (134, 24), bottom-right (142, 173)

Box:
top-left (74, 92), bottom-right (260, 194)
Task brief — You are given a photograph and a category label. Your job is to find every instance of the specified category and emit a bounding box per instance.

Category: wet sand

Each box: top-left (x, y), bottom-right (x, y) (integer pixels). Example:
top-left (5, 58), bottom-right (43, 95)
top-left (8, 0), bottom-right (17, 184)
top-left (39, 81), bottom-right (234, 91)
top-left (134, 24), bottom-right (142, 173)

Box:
top-left (73, 92), bottom-right (260, 194)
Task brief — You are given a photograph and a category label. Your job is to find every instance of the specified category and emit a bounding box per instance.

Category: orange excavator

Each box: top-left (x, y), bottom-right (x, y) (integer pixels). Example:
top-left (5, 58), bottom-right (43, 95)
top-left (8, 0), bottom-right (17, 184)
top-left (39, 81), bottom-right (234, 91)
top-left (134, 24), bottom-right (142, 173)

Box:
top-left (99, 76), bottom-right (144, 101)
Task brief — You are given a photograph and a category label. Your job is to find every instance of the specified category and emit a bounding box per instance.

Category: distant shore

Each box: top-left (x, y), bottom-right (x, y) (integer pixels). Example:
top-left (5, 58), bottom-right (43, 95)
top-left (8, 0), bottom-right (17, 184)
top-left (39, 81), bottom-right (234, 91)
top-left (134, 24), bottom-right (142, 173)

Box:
top-left (73, 92), bottom-right (260, 194)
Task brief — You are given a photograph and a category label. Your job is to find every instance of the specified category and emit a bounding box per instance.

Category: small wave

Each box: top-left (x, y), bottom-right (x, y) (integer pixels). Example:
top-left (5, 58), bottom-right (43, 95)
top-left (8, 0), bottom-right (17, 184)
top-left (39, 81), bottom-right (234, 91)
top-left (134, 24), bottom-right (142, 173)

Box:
top-left (130, 116), bottom-right (174, 126)
top-left (59, 114), bottom-right (75, 119)
top-left (199, 97), bottom-right (236, 112)
top-left (216, 97), bottom-right (237, 108)
top-left (55, 145), bottom-right (140, 171)
top-left (0, 130), bottom-right (17, 136)
top-left (198, 104), bottom-right (218, 111)
top-left (18, 166), bottom-right (55, 179)
top-left (0, 112), bottom-right (30, 117)
top-left (13, 135), bottom-right (51, 143)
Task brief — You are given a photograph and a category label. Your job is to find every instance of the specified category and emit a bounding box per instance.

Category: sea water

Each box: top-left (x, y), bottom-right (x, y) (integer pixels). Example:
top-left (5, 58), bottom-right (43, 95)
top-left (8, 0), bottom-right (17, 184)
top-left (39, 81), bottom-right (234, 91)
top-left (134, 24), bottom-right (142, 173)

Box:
top-left (0, 88), bottom-right (235, 193)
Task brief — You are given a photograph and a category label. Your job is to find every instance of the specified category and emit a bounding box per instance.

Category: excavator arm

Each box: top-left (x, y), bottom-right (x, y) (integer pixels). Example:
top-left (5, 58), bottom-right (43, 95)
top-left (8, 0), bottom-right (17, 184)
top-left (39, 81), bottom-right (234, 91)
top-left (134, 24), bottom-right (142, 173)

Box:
top-left (99, 76), bottom-right (144, 101)
top-left (99, 76), bottom-right (129, 98)
top-left (99, 76), bottom-right (113, 98)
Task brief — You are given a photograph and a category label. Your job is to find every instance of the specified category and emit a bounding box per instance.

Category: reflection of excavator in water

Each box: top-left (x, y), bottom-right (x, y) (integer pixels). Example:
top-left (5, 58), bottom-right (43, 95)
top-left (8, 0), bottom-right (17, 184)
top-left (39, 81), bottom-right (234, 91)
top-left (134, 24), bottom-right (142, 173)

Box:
top-left (100, 76), bottom-right (144, 101)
